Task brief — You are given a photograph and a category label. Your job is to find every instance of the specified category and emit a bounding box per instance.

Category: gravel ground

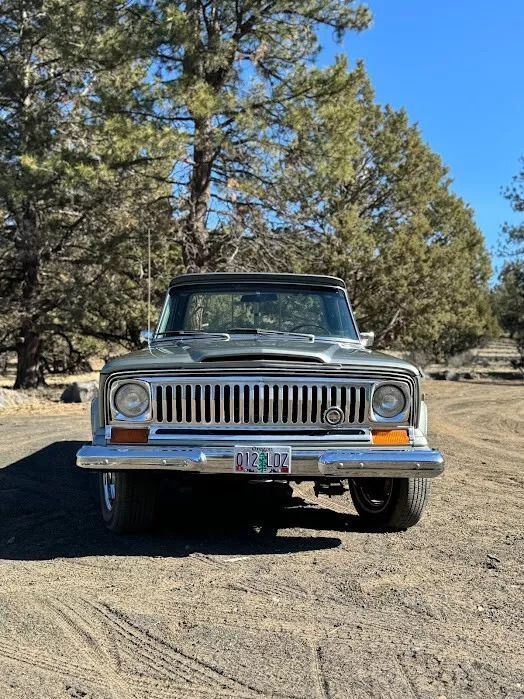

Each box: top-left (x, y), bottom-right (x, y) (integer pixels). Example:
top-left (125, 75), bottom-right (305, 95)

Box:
top-left (0, 380), bottom-right (523, 699)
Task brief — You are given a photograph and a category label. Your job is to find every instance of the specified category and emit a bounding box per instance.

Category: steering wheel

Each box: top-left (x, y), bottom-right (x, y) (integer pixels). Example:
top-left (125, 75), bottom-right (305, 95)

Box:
top-left (290, 322), bottom-right (328, 334)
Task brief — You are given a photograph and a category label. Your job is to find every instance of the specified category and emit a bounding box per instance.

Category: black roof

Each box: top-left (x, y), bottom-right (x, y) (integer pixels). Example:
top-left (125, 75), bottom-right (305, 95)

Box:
top-left (169, 272), bottom-right (346, 289)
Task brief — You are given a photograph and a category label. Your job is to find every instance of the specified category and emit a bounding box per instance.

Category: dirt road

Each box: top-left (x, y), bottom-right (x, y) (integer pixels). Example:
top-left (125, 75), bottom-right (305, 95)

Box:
top-left (0, 381), bottom-right (522, 698)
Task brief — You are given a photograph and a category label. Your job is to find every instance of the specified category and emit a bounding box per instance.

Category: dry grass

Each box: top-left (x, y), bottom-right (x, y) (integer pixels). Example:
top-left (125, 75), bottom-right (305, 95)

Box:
top-left (0, 399), bottom-right (90, 417)
top-left (0, 368), bottom-right (97, 416)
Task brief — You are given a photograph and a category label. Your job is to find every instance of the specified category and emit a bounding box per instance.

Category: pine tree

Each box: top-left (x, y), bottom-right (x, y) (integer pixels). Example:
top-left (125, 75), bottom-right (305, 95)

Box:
top-left (241, 64), bottom-right (496, 357)
top-left (136, 0), bottom-right (371, 271)
top-left (0, 0), bottom-right (177, 387)
top-left (494, 158), bottom-right (524, 362)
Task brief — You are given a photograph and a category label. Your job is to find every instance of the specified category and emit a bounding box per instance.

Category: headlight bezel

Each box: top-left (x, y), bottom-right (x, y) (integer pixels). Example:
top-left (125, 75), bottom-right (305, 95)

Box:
top-left (110, 379), bottom-right (152, 422)
top-left (370, 381), bottom-right (410, 422)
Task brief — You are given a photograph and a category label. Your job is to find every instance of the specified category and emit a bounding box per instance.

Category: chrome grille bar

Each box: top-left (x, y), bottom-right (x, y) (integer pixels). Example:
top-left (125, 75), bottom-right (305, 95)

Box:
top-left (150, 378), bottom-right (373, 426)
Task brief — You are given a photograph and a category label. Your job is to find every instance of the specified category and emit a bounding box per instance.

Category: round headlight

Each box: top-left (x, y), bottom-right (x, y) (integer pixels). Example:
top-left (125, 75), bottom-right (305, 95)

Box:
top-left (114, 383), bottom-right (150, 418)
top-left (372, 384), bottom-right (406, 418)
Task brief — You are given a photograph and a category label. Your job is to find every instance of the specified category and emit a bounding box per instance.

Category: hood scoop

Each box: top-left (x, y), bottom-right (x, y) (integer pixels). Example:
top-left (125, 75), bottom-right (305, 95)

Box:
top-left (182, 339), bottom-right (341, 364)
top-left (201, 353), bottom-right (325, 364)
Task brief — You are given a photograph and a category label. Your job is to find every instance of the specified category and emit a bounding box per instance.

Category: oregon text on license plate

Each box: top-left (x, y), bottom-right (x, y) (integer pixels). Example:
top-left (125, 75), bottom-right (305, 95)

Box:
top-left (233, 446), bottom-right (291, 474)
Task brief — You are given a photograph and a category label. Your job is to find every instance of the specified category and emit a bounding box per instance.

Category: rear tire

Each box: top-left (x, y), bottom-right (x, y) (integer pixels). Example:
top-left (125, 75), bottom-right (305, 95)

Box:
top-left (99, 471), bottom-right (157, 534)
top-left (349, 477), bottom-right (430, 530)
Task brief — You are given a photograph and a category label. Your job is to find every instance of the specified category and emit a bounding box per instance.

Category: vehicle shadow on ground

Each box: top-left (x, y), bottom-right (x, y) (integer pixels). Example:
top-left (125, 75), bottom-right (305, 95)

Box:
top-left (0, 441), bottom-right (372, 562)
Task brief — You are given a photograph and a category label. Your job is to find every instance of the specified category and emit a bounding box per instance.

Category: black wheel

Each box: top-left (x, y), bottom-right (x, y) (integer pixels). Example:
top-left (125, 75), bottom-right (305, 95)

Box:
top-left (99, 471), bottom-right (157, 534)
top-left (349, 477), bottom-right (430, 530)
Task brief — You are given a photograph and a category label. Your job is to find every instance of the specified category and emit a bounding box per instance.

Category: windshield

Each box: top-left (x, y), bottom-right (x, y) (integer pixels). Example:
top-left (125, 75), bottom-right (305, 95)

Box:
top-left (156, 284), bottom-right (358, 340)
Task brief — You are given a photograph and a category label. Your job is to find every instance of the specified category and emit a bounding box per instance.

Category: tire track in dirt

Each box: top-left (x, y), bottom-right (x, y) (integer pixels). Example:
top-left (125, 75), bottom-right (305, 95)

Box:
top-left (42, 595), bottom-right (272, 699)
top-left (307, 636), bottom-right (330, 699)
top-left (43, 597), bottom-right (132, 699)
top-left (228, 575), bottom-right (311, 601)
top-left (0, 635), bottom-right (101, 689)
top-left (86, 599), bottom-right (279, 698)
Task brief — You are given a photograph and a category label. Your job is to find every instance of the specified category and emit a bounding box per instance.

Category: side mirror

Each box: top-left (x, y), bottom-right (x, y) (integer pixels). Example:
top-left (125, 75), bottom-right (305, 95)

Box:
top-left (139, 329), bottom-right (154, 345)
top-left (360, 331), bottom-right (375, 348)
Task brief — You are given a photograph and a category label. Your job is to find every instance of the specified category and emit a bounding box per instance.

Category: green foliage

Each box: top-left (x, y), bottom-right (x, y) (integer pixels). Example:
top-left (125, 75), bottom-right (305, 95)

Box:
top-left (231, 65), bottom-right (496, 359)
top-left (135, 0), bottom-right (372, 270)
top-left (0, 0), bottom-right (498, 380)
top-left (495, 159), bottom-right (524, 362)
top-left (493, 264), bottom-right (524, 343)
top-left (0, 0), bottom-right (179, 386)
top-left (502, 157), bottom-right (524, 256)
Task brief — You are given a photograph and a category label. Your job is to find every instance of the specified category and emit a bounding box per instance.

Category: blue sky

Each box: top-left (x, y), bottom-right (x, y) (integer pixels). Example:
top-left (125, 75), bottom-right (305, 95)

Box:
top-left (319, 0), bottom-right (524, 279)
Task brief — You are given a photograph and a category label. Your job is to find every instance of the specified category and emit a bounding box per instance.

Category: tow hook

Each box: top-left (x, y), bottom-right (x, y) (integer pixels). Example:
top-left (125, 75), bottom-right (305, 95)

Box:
top-left (314, 480), bottom-right (346, 498)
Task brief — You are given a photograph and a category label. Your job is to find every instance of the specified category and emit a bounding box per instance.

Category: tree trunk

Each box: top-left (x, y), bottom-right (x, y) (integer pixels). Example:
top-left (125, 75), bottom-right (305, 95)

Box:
top-left (184, 115), bottom-right (213, 272)
top-left (11, 10), bottom-right (45, 390)
top-left (14, 328), bottom-right (44, 389)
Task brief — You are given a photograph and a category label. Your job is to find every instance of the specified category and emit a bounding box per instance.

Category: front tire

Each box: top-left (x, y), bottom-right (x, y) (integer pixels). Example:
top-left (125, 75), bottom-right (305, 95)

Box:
top-left (349, 477), bottom-right (430, 530)
top-left (99, 471), bottom-right (157, 534)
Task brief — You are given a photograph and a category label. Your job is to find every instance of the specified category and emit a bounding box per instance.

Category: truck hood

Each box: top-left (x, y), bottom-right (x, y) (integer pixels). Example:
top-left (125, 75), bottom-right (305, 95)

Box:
top-left (101, 337), bottom-right (421, 377)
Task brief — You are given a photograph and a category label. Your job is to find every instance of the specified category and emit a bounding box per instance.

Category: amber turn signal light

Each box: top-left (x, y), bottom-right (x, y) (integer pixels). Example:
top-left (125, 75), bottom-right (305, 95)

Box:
top-left (110, 427), bottom-right (149, 444)
top-left (371, 429), bottom-right (409, 445)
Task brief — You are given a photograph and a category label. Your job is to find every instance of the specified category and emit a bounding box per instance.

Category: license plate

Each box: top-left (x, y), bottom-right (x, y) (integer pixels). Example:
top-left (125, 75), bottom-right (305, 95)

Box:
top-left (234, 446), bottom-right (291, 474)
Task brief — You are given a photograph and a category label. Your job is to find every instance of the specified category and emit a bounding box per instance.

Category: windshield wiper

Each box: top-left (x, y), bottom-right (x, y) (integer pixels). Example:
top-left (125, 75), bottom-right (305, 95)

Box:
top-left (154, 330), bottom-right (230, 340)
top-left (229, 328), bottom-right (315, 342)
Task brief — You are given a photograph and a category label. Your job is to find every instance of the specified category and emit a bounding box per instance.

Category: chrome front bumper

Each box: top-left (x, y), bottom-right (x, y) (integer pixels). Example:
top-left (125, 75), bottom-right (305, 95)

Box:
top-left (76, 445), bottom-right (444, 478)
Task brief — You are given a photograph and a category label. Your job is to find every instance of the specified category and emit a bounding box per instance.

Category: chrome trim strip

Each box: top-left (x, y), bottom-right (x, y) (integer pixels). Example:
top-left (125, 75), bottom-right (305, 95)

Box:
top-left (77, 445), bottom-right (444, 478)
top-left (161, 385), bottom-right (168, 423)
top-left (105, 367), bottom-right (420, 380)
top-left (147, 428), bottom-right (373, 447)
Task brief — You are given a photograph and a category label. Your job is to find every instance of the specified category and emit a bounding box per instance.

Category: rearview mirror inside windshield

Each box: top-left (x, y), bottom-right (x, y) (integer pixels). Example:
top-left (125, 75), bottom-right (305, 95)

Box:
top-left (239, 293), bottom-right (278, 303)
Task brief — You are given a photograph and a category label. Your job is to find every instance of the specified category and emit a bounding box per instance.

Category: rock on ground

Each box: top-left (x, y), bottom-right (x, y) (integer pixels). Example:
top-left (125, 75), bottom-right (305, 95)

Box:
top-left (0, 387), bottom-right (31, 410)
top-left (429, 370), bottom-right (481, 381)
top-left (60, 380), bottom-right (98, 403)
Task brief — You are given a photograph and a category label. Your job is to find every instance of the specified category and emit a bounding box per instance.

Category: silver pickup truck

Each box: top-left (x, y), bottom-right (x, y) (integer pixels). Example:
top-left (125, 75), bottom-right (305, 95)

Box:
top-left (77, 273), bottom-right (443, 533)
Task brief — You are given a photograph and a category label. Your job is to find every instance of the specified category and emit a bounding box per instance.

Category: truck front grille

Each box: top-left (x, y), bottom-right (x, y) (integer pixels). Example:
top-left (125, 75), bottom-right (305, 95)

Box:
top-left (151, 379), bottom-right (368, 426)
